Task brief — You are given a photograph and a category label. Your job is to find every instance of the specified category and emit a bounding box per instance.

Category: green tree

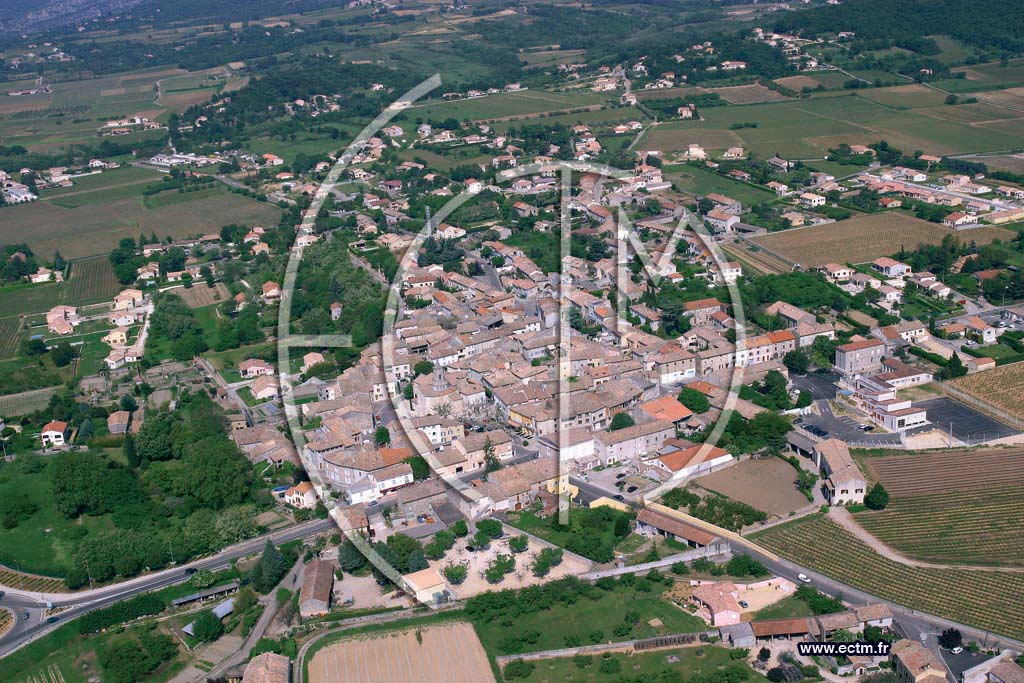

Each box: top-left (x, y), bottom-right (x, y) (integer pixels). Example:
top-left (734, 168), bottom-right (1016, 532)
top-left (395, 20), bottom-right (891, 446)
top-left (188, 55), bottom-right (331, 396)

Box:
top-left (678, 387), bottom-right (710, 414)
top-left (610, 412), bottom-right (635, 431)
top-left (783, 349), bottom-right (810, 374)
top-left (339, 539), bottom-right (367, 572)
top-left (253, 540), bottom-right (287, 593)
top-left (123, 433), bottom-right (139, 467)
top-left (414, 360), bottom-right (434, 376)
top-left (865, 482), bottom-right (889, 510)
top-left (483, 437), bottom-right (501, 472)
top-left (191, 610), bottom-right (224, 642)
top-left (442, 562), bottom-right (468, 585)
top-left (375, 427), bottom-right (391, 445)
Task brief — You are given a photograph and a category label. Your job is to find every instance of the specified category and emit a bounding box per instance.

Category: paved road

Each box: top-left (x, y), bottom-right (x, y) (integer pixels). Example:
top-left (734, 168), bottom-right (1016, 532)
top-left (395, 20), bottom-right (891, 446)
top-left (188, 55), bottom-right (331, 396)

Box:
top-left (0, 518), bottom-right (334, 657)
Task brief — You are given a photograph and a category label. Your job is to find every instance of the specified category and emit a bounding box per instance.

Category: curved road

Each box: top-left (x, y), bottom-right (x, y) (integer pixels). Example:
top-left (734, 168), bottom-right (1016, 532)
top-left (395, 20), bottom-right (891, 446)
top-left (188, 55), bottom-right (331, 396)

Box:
top-left (0, 517), bottom-right (334, 657)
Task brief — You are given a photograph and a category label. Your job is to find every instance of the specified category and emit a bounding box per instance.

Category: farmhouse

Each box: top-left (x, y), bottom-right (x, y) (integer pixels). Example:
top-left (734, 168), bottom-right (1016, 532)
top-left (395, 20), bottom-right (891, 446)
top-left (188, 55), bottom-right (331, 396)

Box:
top-left (241, 652), bottom-right (290, 683)
top-left (298, 558), bottom-right (334, 618)
top-left (41, 420), bottom-right (70, 447)
top-left (890, 639), bottom-right (946, 683)
top-left (634, 507), bottom-right (728, 552)
top-left (812, 439), bottom-right (866, 505)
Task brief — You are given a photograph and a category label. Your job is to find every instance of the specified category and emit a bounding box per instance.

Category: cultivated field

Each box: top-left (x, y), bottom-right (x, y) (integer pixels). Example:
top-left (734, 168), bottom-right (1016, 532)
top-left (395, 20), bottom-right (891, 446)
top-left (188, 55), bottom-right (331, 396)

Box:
top-left (307, 622), bottom-right (495, 683)
top-left (857, 84), bottom-right (950, 109)
top-left (855, 486), bottom-right (1024, 567)
top-left (774, 75), bottom-right (823, 91)
top-left (864, 448), bottom-right (1024, 496)
top-left (0, 317), bottom-right (21, 358)
top-left (66, 257), bottom-right (120, 304)
top-left (749, 213), bottom-right (1014, 267)
top-left (753, 515), bottom-right (1024, 640)
top-left (0, 565), bottom-right (66, 594)
top-left (175, 282), bottom-right (231, 308)
top-left (642, 125), bottom-right (745, 154)
top-left (0, 185), bottom-right (280, 259)
top-left (707, 84), bottom-right (790, 105)
top-left (696, 457), bottom-right (808, 517)
top-left (948, 362), bottom-right (1024, 422)
top-left (0, 386), bottom-right (60, 416)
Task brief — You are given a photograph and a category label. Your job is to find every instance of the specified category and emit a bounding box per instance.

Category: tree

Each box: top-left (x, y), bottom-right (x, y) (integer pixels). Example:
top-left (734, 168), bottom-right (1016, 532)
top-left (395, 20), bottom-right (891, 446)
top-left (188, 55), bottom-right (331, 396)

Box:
top-left (483, 437), bottom-right (501, 472)
top-left (509, 535), bottom-right (529, 553)
top-left (52, 342), bottom-right (75, 367)
top-left (338, 540), bottom-right (367, 572)
top-left (678, 387), bottom-right (710, 414)
top-left (253, 540), bottom-right (287, 593)
top-left (414, 360), bottom-right (434, 376)
top-left (123, 433), bottom-right (140, 467)
top-left (120, 394), bottom-right (138, 412)
top-left (865, 482), bottom-right (889, 510)
top-left (191, 610), bottom-right (224, 642)
top-left (610, 412), bottom-right (635, 431)
top-left (375, 427), bottom-right (391, 445)
top-left (783, 349), bottom-right (810, 375)
top-left (758, 647), bottom-right (771, 662)
top-left (726, 554), bottom-right (769, 577)
top-left (938, 628), bottom-right (962, 650)
top-left (442, 562), bottom-right (468, 585)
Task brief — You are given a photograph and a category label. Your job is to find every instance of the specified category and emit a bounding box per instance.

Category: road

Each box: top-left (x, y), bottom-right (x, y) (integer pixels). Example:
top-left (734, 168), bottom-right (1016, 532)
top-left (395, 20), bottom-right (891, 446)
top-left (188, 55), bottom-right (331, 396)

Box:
top-left (0, 518), bottom-right (334, 657)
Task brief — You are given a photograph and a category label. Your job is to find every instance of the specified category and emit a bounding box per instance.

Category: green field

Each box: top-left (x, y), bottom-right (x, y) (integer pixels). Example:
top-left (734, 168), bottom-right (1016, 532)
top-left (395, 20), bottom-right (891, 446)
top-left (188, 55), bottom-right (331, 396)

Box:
top-left (518, 645), bottom-right (767, 683)
top-left (753, 514), bottom-right (1024, 640)
top-left (644, 93), bottom-right (1024, 158)
top-left (0, 457), bottom-right (117, 576)
top-left (664, 164), bottom-right (776, 206)
top-left (854, 486), bottom-right (1024, 567)
top-left (473, 582), bottom-right (707, 658)
top-left (411, 89), bottom-right (610, 123)
top-left (750, 595), bottom-right (815, 621)
top-left (0, 182), bottom-right (280, 259)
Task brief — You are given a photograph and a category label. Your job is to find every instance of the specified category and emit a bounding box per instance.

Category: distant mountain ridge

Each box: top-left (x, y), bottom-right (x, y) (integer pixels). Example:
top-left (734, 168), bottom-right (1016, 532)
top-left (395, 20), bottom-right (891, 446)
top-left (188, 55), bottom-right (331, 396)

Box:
top-left (0, 0), bottom-right (143, 34)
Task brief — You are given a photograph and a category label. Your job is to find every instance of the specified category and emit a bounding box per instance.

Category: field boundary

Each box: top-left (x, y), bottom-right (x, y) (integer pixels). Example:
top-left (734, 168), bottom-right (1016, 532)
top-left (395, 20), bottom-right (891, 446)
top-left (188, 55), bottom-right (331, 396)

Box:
top-left (493, 631), bottom-right (715, 665)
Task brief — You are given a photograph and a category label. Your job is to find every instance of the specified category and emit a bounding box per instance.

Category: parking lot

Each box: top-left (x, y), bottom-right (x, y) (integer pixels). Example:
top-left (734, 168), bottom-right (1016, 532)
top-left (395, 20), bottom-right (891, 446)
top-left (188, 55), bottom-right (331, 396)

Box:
top-left (797, 413), bottom-right (902, 447)
top-left (916, 397), bottom-right (1019, 443)
top-left (791, 371), bottom-right (840, 401)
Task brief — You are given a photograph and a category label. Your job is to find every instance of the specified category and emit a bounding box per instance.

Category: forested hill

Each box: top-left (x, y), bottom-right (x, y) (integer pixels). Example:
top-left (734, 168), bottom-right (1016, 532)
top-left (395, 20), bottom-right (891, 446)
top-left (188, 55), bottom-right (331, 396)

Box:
top-left (773, 0), bottom-right (1024, 54)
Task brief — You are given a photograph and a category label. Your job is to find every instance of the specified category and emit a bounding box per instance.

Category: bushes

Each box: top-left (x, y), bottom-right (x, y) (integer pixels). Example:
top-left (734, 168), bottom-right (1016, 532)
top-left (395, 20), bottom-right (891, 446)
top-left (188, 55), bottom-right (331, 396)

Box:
top-left (865, 483), bottom-right (889, 510)
top-left (476, 518), bottom-right (503, 538)
top-left (532, 547), bottom-right (564, 577)
top-left (661, 487), bottom-right (767, 531)
top-left (726, 554), bottom-right (769, 577)
top-left (78, 593), bottom-right (166, 634)
top-left (503, 659), bottom-right (536, 679)
top-left (795, 585), bottom-right (845, 614)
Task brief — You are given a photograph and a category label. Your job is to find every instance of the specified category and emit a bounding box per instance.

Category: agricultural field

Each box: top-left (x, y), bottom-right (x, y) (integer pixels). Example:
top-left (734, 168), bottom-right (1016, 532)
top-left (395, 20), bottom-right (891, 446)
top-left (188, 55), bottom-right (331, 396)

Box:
top-left (641, 124), bottom-right (745, 155)
top-left (410, 89), bottom-right (610, 123)
top-left (0, 316), bottom-right (21, 358)
top-left (753, 514), bottom-right (1024, 640)
top-left (774, 75), bottom-right (823, 91)
top-left (0, 183), bottom-right (280, 259)
top-left (856, 84), bottom-right (950, 109)
top-left (695, 457), bottom-right (809, 518)
top-left (0, 386), bottom-right (60, 416)
top-left (307, 622), bottom-right (495, 683)
top-left (749, 213), bottom-right (1014, 267)
top-left (0, 282), bottom-right (62, 317)
top-left (490, 105), bottom-right (646, 133)
top-left (657, 93), bottom-right (1024, 158)
top-left (175, 282), bottom-right (231, 308)
top-left (520, 49), bottom-right (585, 69)
top-left (0, 565), bottom-right (67, 594)
top-left (863, 448), bottom-right (1024, 496)
top-left (66, 257), bottom-right (120, 305)
top-left (948, 363), bottom-right (1024, 421)
top-left (0, 608), bottom-right (11, 638)
top-left (855, 486), bottom-right (1024, 567)
top-left (707, 84), bottom-right (790, 105)
top-left (948, 57), bottom-right (1024, 91)
top-left (518, 645), bottom-right (768, 683)
top-left (0, 66), bottom-right (219, 152)
top-left (663, 164), bottom-right (775, 206)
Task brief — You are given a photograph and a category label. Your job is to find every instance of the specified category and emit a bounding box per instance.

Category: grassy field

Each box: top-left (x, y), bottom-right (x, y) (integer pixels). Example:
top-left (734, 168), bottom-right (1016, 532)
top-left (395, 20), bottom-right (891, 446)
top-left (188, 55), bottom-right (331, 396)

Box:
top-left (0, 457), bottom-right (118, 576)
top-left (0, 316), bottom-right (21, 358)
top-left (473, 583), bottom-right (707, 657)
top-left (0, 183), bottom-right (280, 259)
top-left (948, 362), bottom-right (1024, 420)
top-left (0, 386), bottom-right (59, 416)
top-left (411, 89), bottom-right (610, 123)
top-left (749, 213), bottom-right (1014, 267)
top-left (855, 486), bottom-right (1024, 567)
top-left (707, 84), bottom-right (790, 105)
top-left (519, 645), bottom-right (767, 683)
top-left (664, 164), bottom-right (775, 206)
top-left (753, 514), bottom-right (1024, 640)
top-left (648, 93), bottom-right (1024, 158)
top-left (750, 595), bottom-right (814, 621)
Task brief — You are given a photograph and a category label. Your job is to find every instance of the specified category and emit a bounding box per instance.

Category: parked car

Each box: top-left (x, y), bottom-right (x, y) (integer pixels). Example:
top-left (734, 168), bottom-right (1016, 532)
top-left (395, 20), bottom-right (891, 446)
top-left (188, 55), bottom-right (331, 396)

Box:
top-left (797, 573), bottom-right (812, 583)
top-left (951, 647), bottom-right (964, 654)
top-left (738, 600), bottom-right (749, 608)
top-left (184, 567), bottom-right (198, 576)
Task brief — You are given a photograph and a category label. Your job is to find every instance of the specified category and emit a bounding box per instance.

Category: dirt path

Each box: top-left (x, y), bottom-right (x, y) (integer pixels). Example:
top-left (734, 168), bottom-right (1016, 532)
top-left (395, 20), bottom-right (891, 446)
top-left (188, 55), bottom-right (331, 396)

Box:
top-left (827, 507), bottom-right (1024, 573)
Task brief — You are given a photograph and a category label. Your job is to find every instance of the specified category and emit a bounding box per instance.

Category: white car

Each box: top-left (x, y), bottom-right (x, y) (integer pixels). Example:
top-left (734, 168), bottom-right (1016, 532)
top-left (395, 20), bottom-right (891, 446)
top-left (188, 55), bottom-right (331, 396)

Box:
top-left (951, 646), bottom-right (964, 654)
top-left (798, 573), bottom-right (812, 583)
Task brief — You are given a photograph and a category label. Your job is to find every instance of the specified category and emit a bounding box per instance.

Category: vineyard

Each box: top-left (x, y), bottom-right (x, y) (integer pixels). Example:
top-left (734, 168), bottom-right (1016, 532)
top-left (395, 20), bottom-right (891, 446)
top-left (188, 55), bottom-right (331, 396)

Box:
top-left (66, 257), bottom-right (120, 305)
top-left (948, 362), bottom-right (1024, 422)
top-left (0, 387), bottom-right (59, 417)
top-left (855, 486), bottom-right (1024, 567)
top-left (749, 213), bottom-right (1013, 267)
top-left (0, 608), bottom-right (11, 638)
top-left (865, 449), bottom-right (1024, 496)
top-left (753, 515), bottom-right (1024, 640)
top-left (0, 316), bottom-right (21, 358)
top-left (0, 566), bottom-right (66, 594)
